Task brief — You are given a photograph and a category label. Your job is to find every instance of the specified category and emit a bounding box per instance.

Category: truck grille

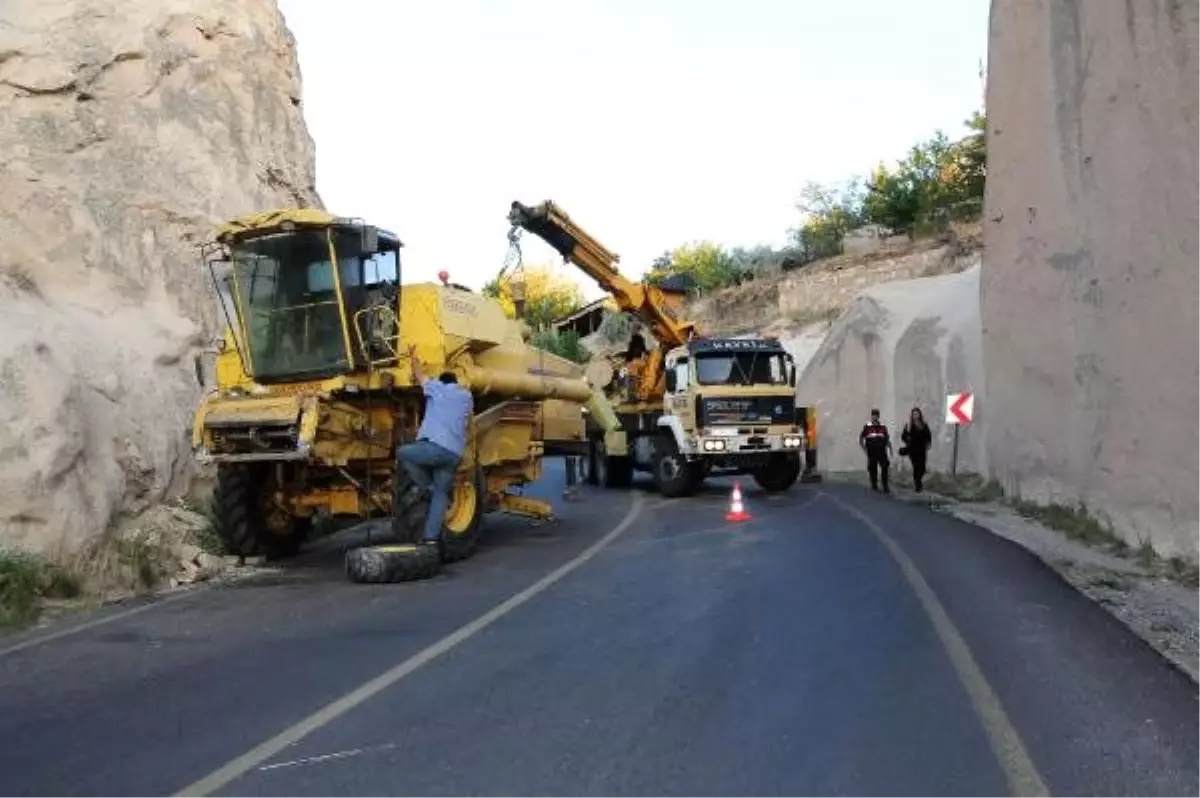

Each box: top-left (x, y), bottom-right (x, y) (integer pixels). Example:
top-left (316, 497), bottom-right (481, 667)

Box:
top-left (697, 395), bottom-right (794, 426)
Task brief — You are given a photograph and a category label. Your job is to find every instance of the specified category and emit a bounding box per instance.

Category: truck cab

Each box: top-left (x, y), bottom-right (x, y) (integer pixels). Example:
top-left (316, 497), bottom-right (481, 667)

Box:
top-left (650, 337), bottom-right (804, 496)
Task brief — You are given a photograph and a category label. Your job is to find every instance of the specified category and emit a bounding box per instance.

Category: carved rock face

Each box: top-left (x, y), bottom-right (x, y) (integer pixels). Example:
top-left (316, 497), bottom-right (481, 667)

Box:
top-left (0, 0), bottom-right (321, 554)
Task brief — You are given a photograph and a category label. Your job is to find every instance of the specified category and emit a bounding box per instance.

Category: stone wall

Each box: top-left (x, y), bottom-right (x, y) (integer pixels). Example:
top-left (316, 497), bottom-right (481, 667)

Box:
top-left (690, 232), bottom-right (980, 338)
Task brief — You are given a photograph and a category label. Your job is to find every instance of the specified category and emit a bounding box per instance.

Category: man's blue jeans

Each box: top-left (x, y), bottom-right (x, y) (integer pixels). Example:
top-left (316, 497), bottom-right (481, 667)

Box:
top-left (396, 439), bottom-right (461, 543)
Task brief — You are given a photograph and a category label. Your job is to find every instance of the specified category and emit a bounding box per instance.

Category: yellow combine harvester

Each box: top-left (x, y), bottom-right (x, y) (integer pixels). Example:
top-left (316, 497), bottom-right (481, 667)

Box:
top-left (191, 208), bottom-right (618, 582)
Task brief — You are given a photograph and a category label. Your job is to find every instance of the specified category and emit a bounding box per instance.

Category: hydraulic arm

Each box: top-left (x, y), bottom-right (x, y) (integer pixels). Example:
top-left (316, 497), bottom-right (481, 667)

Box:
top-left (507, 200), bottom-right (696, 402)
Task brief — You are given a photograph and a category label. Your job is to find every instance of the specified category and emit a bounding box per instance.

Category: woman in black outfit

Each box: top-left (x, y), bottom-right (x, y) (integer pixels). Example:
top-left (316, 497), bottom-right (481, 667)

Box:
top-left (901, 407), bottom-right (933, 492)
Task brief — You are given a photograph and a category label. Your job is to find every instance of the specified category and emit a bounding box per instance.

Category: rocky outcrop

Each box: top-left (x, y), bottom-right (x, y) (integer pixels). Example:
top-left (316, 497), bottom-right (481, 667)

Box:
top-left (796, 262), bottom-right (986, 475)
top-left (0, 0), bottom-right (320, 555)
top-left (983, 0), bottom-right (1198, 558)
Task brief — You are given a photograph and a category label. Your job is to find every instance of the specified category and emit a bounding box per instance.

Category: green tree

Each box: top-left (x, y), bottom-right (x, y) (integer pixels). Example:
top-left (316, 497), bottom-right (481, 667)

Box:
top-left (787, 179), bottom-right (865, 260)
top-left (528, 328), bottom-right (590, 363)
top-left (482, 263), bottom-right (585, 330)
top-left (862, 114), bottom-right (987, 237)
top-left (646, 241), bottom-right (739, 293)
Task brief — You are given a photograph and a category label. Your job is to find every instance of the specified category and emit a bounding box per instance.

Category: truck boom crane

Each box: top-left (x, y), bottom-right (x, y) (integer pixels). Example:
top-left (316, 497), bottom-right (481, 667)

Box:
top-left (505, 199), bottom-right (809, 499)
top-left (507, 200), bottom-right (695, 404)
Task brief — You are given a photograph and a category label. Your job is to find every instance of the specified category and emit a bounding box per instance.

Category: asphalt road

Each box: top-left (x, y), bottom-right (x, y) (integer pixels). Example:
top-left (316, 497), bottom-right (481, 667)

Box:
top-left (0, 463), bottom-right (1196, 797)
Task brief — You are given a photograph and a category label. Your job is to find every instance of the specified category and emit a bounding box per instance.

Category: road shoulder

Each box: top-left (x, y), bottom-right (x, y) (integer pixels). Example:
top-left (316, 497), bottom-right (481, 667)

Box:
top-left (820, 468), bottom-right (1200, 684)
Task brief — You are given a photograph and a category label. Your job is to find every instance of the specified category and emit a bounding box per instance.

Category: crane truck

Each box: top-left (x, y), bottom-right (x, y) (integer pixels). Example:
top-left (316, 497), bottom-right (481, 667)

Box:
top-left (506, 200), bottom-right (807, 498)
top-left (190, 208), bottom-right (620, 583)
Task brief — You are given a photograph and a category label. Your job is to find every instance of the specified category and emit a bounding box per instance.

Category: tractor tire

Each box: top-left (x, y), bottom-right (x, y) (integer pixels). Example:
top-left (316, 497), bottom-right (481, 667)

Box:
top-left (752, 452), bottom-right (802, 493)
top-left (212, 464), bottom-right (310, 561)
top-left (654, 437), bottom-right (694, 498)
top-left (345, 543), bottom-right (442, 584)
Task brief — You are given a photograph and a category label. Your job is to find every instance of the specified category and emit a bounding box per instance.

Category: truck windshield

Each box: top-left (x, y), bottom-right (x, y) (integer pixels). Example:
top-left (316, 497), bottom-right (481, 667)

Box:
top-left (695, 352), bottom-right (789, 386)
top-left (230, 230), bottom-right (352, 382)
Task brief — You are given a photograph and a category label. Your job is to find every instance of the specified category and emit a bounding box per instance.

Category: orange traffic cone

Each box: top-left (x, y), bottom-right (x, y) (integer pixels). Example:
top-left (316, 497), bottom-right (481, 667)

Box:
top-left (726, 481), bottom-right (752, 522)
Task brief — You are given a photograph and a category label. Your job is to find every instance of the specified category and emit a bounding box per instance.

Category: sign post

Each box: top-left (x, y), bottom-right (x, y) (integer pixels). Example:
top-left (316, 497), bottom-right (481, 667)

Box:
top-left (944, 391), bottom-right (976, 479)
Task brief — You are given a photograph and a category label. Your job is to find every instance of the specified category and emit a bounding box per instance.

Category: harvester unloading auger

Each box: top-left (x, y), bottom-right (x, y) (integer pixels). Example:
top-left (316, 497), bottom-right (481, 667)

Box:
top-left (191, 208), bottom-right (621, 582)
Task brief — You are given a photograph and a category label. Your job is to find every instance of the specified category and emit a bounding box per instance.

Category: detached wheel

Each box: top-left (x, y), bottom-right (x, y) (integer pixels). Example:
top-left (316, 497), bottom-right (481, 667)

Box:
top-left (752, 452), bottom-right (801, 492)
top-left (212, 464), bottom-right (310, 561)
top-left (654, 436), bottom-right (694, 498)
top-left (345, 544), bottom-right (441, 584)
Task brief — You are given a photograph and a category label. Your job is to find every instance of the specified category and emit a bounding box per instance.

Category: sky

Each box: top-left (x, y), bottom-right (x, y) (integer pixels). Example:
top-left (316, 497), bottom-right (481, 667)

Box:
top-left (276, 0), bottom-right (990, 301)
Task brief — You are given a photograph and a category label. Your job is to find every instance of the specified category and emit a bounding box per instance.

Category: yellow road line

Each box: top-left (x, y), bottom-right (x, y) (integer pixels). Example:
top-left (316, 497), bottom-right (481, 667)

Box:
top-left (175, 491), bottom-right (646, 797)
top-left (822, 491), bottom-right (1050, 797)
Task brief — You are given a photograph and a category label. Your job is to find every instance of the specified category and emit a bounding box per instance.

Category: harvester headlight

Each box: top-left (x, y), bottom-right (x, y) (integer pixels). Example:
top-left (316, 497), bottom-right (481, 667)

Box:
top-left (783, 435), bottom-right (802, 449)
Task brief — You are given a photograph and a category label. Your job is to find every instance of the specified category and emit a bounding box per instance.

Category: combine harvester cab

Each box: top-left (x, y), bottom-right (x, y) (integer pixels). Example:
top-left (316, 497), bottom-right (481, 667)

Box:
top-left (191, 208), bottom-right (617, 582)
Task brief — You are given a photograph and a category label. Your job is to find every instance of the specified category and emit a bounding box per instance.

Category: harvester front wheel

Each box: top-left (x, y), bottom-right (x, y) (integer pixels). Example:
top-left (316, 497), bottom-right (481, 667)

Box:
top-left (212, 464), bottom-right (310, 561)
top-left (752, 452), bottom-right (802, 493)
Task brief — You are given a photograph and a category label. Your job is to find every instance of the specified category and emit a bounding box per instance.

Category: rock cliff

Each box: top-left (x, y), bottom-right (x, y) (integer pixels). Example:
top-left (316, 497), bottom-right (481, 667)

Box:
top-left (795, 262), bottom-right (986, 475)
top-left (983, 0), bottom-right (1198, 558)
top-left (0, 0), bottom-right (320, 555)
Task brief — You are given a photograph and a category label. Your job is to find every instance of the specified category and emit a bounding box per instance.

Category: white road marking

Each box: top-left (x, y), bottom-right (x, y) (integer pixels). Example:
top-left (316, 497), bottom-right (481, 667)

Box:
top-left (258, 742), bottom-right (401, 772)
top-left (822, 490), bottom-right (1050, 797)
top-left (175, 491), bottom-right (646, 797)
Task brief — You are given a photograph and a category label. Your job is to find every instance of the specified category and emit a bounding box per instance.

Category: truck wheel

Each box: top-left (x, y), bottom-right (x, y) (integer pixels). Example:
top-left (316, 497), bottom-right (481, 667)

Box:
top-left (440, 466), bottom-right (486, 564)
top-left (212, 464), bottom-right (310, 561)
top-left (591, 439), bottom-right (633, 488)
top-left (752, 452), bottom-right (802, 492)
top-left (345, 543), bottom-right (442, 584)
top-left (585, 440), bottom-right (600, 486)
top-left (654, 435), bottom-right (695, 498)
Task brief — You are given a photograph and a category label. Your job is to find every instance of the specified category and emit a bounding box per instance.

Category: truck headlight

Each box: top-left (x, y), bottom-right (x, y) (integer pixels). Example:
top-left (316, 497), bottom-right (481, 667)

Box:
top-left (702, 439), bottom-right (727, 452)
top-left (783, 435), bottom-right (802, 448)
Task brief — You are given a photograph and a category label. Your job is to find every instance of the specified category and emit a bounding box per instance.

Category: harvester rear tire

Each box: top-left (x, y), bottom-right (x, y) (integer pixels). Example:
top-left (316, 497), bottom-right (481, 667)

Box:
top-left (345, 544), bottom-right (442, 584)
top-left (391, 466), bottom-right (486, 564)
top-left (440, 467), bottom-right (486, 564)
top-left (212, 465), bottom-right (310, 561)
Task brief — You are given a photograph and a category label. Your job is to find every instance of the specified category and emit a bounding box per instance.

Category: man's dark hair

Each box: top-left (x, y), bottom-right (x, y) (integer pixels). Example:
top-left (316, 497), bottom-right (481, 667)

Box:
top-left (870, 408), bottom-right (880, 416)
top-left (438, 371), bottom-right (458, 384)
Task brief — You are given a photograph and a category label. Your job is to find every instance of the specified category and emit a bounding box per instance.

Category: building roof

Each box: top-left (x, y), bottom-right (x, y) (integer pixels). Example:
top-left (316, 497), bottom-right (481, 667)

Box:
top-left (551, 297), bottom-right (615, 327)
